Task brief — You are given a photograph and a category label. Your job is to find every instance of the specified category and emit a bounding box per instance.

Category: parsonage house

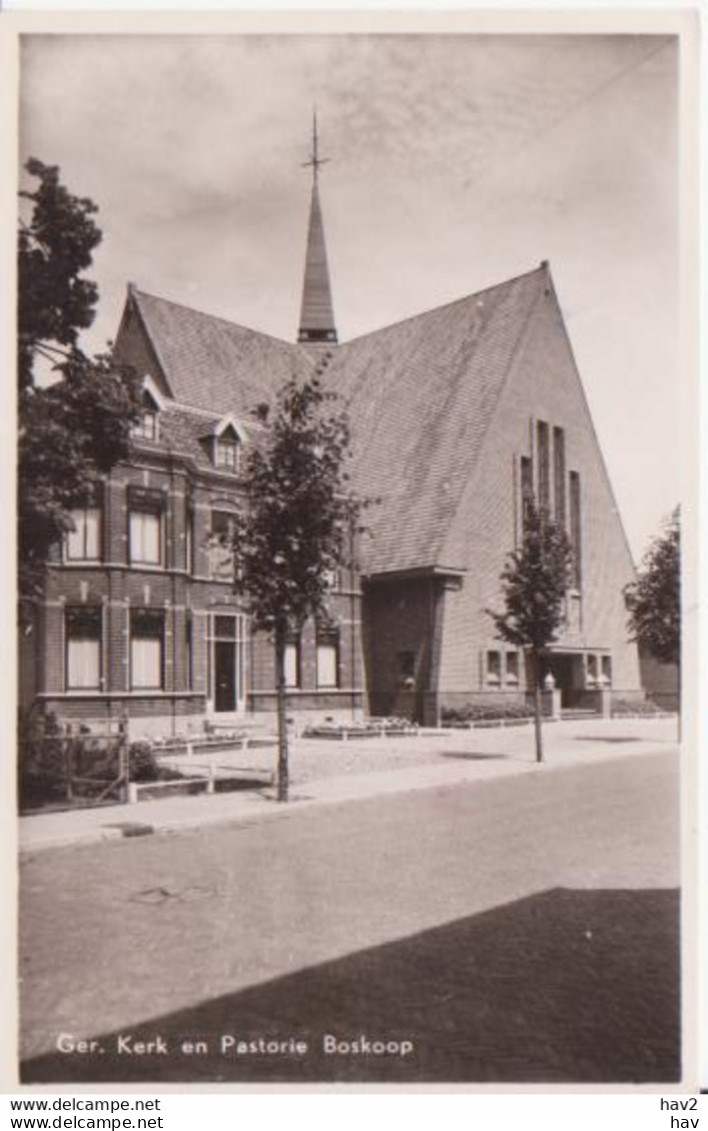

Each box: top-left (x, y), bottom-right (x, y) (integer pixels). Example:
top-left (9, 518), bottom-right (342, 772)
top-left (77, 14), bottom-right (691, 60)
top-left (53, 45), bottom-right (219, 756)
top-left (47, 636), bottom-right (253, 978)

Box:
top-left (19, 141), bottom-right (645, 738)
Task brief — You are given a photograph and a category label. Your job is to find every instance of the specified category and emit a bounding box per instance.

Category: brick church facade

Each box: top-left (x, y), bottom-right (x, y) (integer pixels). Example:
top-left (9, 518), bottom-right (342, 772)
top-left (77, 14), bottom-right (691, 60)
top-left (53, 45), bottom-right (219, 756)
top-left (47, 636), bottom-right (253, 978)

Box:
top-left (20, 129), bottom-right (643, 737)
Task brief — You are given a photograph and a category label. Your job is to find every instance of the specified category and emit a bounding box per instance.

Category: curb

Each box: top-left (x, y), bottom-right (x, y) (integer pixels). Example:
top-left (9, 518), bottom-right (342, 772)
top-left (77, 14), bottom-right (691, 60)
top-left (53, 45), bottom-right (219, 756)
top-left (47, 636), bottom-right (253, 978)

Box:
top-left (19, 738), bottom-right (676, 856)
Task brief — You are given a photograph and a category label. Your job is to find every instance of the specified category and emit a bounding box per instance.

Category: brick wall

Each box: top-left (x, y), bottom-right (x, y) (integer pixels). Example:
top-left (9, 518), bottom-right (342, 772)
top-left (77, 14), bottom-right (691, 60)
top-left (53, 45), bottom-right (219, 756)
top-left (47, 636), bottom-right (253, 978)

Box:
top-left (437, 282), bottom-right (642, 698)
top-left (30, 447), bottom-right (366, 733)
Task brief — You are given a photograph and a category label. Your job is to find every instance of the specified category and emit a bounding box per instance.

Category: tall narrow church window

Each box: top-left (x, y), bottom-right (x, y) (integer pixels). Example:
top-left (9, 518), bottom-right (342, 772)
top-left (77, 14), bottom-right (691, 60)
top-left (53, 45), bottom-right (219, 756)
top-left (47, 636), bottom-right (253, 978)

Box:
top-left (65, 607), bottom-right (102, 690)
top-left (537, 421), bottom-right (550, 510)
top-left (553, 426), bottom-right (566, 527)
top-left (185, 509), bottom-right (194, 575)
top-left (520, 456), bottom-right (533, 530)
top-left (185, 611), bottom-right (193, 691)
top-left (569, 471), bottom-right (582, 589)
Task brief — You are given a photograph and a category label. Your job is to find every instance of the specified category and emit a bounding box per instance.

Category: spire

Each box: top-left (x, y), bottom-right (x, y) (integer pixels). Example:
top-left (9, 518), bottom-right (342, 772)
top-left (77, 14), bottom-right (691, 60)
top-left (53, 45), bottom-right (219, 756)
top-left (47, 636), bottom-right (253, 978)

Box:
top-left (298, 111), bottom-right (338, 345)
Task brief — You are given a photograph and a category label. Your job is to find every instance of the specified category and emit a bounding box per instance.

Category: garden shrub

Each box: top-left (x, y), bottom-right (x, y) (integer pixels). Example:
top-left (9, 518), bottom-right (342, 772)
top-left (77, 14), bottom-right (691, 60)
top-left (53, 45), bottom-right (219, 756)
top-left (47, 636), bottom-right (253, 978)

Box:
top-left (442, 700), bottom-right (534, 724)
top-left (611, 697), bottom-right (665, 717)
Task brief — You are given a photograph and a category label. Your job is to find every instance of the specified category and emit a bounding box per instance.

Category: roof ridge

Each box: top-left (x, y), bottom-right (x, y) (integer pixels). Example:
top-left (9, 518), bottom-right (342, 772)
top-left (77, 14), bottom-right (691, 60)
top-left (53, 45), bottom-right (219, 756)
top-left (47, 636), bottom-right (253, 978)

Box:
top-left (339, 263), bottom-right (547, 348)
top-left (164, 398), bottom-right (267, 433)
top-left (133, 287), bottom-right (298, 350)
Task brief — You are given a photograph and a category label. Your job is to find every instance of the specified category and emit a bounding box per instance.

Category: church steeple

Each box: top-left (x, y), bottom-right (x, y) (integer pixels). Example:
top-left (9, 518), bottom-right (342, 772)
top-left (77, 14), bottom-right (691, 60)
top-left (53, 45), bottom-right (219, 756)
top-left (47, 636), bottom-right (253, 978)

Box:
top-left (298, 112), bottom-right (338, 346)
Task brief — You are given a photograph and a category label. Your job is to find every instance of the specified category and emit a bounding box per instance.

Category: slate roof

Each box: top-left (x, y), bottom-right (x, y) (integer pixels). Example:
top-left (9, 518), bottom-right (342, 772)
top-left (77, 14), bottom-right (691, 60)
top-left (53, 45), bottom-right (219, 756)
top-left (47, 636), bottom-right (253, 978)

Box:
top-left (324, 266), bottom-right (547, 574)
top-left (131, 289), bottom-right (315, 417)
top-left (125, 266), bottom-right (548, 576)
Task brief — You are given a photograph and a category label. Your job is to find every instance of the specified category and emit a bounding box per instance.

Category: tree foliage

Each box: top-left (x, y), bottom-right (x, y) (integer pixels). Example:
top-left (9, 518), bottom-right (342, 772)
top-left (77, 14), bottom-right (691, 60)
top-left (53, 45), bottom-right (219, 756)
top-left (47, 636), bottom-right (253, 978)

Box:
top-left (487, 503), bottom-right (574, 762)
top-left (488, 503), bottom-right (574, 653)
top-left (231, 375), bottom-right (362, 634)
top-left (18, 158), bottom-right (141, 602)
top-left (624, 509), bottom-right (680, 666)
top-left (230, 372), bottom-right (364, 800)
top-left (18, 158), bottom-right (102, 390)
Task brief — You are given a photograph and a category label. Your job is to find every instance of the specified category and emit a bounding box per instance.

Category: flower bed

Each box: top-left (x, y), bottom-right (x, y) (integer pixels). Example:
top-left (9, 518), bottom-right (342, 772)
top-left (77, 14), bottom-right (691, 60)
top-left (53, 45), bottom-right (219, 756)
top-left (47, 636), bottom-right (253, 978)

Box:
top-left (303, 716), bottom-right (419, 741)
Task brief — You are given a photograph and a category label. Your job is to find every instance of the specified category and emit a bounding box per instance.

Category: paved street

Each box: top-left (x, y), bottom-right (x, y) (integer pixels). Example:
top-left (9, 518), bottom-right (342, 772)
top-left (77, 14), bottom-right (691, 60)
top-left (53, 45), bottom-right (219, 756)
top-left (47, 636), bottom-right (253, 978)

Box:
top-left (20, 747), bottom-right (679, 1084)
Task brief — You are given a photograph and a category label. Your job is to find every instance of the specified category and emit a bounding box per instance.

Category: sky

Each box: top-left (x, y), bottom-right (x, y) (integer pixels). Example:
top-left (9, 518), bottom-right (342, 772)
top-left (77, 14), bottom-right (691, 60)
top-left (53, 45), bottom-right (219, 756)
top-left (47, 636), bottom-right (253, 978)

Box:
top-left (18, 32), bottom-right (681, 562)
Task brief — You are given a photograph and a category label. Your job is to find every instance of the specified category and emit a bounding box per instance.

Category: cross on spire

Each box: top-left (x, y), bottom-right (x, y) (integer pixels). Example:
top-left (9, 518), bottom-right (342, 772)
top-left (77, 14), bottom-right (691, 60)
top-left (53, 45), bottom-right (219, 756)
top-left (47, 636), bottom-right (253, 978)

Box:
top-left (301, 109), bottom-right (330, 182)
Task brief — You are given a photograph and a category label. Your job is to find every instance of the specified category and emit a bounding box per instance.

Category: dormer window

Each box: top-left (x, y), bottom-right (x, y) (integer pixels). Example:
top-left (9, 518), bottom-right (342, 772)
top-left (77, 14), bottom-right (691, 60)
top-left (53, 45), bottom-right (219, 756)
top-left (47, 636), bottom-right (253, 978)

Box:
top-left (215, 425), bottom-right (240, 473)
top-left (132, 387), bottom-right (160, 441)
top-left (209, 416), bottom-right (246, 474)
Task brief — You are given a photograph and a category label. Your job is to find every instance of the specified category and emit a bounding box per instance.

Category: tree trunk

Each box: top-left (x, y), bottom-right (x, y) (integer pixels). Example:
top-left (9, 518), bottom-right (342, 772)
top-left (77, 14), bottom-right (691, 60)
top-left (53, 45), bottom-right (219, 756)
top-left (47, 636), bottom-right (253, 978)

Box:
top-left (274, 623), bottom-right (289, 802)
top-left (532, 649), bottom-right (544, 764)
top-left (676, 650), bottom-right (682, 745)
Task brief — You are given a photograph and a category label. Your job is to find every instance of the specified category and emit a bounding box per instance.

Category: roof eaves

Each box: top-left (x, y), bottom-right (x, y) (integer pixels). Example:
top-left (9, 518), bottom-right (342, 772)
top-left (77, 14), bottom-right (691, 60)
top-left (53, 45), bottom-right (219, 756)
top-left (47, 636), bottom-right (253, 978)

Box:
top-left (133, 287), bottom-right (300, 351)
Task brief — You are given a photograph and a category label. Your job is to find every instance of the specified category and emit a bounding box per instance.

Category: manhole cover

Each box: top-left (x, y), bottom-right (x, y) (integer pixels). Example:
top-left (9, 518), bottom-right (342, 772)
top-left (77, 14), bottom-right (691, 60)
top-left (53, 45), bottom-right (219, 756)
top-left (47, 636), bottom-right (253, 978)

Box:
top-left (130, 885), bottom-right (215, 905)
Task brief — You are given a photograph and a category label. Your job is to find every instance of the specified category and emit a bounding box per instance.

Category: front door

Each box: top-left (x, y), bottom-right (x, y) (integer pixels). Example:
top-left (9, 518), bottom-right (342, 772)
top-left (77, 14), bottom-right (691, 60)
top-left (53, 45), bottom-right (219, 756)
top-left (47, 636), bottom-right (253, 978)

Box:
top-left (210, 613), bottom-right (246, 714)
top-left (214, 640), bottom-right (236, 712)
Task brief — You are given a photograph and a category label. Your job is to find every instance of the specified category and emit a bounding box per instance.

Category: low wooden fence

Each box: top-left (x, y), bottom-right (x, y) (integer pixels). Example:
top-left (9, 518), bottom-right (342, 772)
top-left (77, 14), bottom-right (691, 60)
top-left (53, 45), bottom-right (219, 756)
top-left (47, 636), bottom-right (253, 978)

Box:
top-left (19, 717), bottom-right (129, 813)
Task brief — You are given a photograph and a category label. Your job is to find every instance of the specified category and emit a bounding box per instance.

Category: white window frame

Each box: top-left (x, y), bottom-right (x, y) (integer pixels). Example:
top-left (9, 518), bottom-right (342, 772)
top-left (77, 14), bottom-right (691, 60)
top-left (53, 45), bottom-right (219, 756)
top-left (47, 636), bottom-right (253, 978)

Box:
top-left (130, 610), bottom-right (165, 690)
top-left (65, 607), bottom-right (102, 690)
top-left (131, 381), bottom-right (163, 442)
top-left (215, 435), bottom-right (240, 473)
top-left (65, 506), bottom-right (101, 563)
top-left (284, 639), bottom-right (301, 689)
top-left (129, 509), bottom-right (162, 566)
top-left (316, 633), bottom-right (339, 690)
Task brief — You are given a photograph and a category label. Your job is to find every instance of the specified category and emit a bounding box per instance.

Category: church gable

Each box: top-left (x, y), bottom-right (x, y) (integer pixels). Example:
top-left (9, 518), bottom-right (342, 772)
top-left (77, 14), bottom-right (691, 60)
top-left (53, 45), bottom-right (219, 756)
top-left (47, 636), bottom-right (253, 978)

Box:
top-left (437, 264), bottom-right (639, 692)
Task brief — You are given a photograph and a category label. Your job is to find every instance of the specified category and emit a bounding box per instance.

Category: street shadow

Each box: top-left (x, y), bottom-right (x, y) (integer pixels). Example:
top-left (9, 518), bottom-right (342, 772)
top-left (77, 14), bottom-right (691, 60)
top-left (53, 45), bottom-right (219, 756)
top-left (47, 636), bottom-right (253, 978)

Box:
top-left (573, 736), bottom-right (643, 745)
top-left (440, 751), bottom-right (508, 761)
top-left (21, 887), bottom-right (680, 1085)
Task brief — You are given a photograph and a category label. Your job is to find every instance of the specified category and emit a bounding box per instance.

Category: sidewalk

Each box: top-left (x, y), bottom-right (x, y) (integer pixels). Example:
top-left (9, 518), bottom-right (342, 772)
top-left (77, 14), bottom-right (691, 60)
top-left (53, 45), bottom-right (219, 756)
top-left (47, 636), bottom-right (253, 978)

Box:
top-left (19, 717), bottom-right (678, 854)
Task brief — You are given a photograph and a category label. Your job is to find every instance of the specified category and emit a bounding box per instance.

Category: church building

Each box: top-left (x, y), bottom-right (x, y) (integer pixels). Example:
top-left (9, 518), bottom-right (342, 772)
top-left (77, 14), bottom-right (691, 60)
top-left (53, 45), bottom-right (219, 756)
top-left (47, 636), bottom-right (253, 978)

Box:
top-left (22, 124), bottom-right (642, 735)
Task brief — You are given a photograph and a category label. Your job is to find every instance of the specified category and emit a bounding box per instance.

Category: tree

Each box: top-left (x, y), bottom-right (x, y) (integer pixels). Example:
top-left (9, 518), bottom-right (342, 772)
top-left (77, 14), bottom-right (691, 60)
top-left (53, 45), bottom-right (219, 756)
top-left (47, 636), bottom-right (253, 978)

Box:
top-left (230, 373), bottom-right (363, 801)
top-left (624, 509), bottom-right (680, 722)
top-left (18, 159), bottom-right (141, 603)
top-left (19, 158), bottom-right (102, 391)
top-left (487, 503), bottom-right (574, 762)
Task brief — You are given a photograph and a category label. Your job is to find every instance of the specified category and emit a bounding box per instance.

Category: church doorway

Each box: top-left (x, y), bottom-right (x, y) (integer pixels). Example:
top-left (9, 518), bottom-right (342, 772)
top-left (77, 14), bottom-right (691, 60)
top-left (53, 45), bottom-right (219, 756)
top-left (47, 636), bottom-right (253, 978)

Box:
top-left (544, 651), bottom-right (585, 709)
